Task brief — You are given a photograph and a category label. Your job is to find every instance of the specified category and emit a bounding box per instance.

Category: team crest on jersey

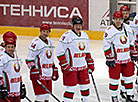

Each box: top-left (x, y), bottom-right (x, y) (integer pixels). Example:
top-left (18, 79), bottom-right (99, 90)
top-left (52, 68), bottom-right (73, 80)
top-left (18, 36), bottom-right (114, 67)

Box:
top-left (46, 49), bottom-right (52, 59)
top-left (78, 42), bottom-right (85, 51)
top-left (14, 63), bottom-right (20, 72)
top-left (120, 35), bottom-right (127, 44)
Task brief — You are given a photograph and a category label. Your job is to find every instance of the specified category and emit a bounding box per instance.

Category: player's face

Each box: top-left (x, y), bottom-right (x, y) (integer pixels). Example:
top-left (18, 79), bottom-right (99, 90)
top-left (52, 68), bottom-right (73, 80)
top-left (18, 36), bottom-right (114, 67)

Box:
top-left (73, 24), bottom-right (82, 34)
top-left (5, 44), bottom-right (16, 55)
top-left (40, 30), bottom-right (50, 40)
top-left (122, 11), bottom-right (129, 20)
top-left (114, 18), bottom-right (122, 28)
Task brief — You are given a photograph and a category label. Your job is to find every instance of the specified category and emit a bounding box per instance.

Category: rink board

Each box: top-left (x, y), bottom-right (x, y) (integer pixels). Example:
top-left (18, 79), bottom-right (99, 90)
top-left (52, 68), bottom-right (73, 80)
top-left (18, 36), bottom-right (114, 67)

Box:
top-left (0, 26), bottom-right (104, 40)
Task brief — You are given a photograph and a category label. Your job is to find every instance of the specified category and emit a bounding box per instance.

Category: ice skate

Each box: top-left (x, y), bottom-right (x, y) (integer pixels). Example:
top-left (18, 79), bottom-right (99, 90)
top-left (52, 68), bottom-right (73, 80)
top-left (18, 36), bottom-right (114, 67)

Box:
top-left (120, 90), bottom-right (127, 101)
top-left (112, 96), bottom-right (119, 102)
top-left (126, 95), bottom-right (138, 102)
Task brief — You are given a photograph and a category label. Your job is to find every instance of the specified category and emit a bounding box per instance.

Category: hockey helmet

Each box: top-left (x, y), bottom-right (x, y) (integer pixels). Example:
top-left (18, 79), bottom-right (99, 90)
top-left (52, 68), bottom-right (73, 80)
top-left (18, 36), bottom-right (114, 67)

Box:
top-left (120, 6), bottom-right (130, 12)
top-left (72, 16), bottom-right (83, 26)
top-left (113, 11), bottom-right (123, 19)
top-left (40, 23), bottom-right (51, 32)
top-left (3, 31), bottom-right (17, 45)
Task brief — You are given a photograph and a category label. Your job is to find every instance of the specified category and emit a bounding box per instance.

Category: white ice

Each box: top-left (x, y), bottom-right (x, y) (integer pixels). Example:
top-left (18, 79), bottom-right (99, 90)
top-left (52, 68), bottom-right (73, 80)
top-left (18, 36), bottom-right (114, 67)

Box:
top-left (12, 36), bottom-right (138, 102)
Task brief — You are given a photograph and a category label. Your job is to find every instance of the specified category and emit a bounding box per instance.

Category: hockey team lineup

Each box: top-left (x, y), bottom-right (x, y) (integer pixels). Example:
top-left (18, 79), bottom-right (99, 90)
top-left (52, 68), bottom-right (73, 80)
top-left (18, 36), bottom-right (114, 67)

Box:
top-left (0, 5), bottom-right (138, 102)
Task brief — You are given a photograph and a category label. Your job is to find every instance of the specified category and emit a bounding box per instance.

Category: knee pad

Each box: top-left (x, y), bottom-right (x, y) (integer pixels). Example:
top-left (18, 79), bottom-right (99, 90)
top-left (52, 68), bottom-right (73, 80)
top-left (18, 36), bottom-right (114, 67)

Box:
top-left (123, 75), bottom-right (134, 84)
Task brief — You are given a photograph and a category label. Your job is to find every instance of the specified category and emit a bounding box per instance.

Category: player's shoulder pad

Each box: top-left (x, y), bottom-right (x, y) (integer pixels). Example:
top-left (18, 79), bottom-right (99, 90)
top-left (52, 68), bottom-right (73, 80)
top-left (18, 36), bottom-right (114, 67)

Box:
top-left (47, 38), bottom-right (55, 46)
top-left (81, 31), bottom-right (89, 39)
top-left (29, 37), bottom-right (39, 51)
top-left (59, 30), bottom-right (72, 43)
top-left (0, 53), bottom-right (8, 66)
top-left (123, 23), bottom-right (133, 34)
top-left (103, 25), bottom-right (114, 39)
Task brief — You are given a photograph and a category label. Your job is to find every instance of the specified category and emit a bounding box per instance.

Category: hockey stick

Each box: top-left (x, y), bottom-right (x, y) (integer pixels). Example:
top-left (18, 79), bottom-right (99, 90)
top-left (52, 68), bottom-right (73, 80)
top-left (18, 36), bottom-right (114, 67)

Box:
top-left (37, 80), bottom-right (61, 102)
top-left (25, 96), bottom-right (32, 102)
top-left (90, 74), bottom-right (101, 102)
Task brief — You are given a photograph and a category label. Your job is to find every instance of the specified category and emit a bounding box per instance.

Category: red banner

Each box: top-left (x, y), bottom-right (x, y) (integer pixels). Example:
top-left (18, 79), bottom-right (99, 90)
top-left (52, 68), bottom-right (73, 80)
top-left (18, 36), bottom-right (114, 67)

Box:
top-left (0, 0), bottom-right (88, 29)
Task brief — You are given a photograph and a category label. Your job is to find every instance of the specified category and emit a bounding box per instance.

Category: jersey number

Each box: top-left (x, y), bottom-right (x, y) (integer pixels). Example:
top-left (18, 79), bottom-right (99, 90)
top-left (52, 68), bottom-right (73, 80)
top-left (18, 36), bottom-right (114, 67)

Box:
top-left (31, 43), bottom-right (36, 49)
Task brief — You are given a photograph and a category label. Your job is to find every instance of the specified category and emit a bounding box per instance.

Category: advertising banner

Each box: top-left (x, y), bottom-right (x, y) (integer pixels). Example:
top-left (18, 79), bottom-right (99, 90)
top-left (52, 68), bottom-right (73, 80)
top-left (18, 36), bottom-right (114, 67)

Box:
top-left (0, 0), bottom-right (88, 29)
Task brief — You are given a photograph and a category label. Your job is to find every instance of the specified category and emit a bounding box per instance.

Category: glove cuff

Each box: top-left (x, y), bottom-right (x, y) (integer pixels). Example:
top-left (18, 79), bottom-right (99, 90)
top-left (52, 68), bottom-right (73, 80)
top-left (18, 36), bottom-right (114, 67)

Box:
top-left (106, 57), bottom-right (115, 61)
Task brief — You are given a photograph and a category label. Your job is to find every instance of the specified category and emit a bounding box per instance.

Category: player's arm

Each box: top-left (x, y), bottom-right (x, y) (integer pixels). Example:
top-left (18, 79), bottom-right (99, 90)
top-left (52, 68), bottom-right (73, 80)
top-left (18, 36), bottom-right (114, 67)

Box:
top-left (85, 35), bottom-right (95, 74)
top-left (56, 35), bottom-right (72, 72)
top-left (129, 29), bottom-right (137, 62)
top-left (103, 31), bottom-right (115, 67)
top-left (25, 41), bottom-right (41, 80)
top-left (0, 58), bottom-right (8, 100)
top-left (52, 63), bottom-right (59, 81)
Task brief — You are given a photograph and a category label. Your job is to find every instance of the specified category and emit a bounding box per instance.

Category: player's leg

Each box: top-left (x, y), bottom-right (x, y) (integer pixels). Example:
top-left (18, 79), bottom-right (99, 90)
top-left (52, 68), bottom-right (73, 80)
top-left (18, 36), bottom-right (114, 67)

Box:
top-left (63, 71), bottom-right (77, 102)
top-left (78, 69), bottom-right (90, 102)
top-left (32, 80), bottom-right (51, 102)
top-left (63, 86), bottom-right (77, 102)
top-left (108, 63), bottom-right (121, 102)
top-left (122, 61), bottom-right (137, 102)
top-left (120, 77), bottom-right (127, 100)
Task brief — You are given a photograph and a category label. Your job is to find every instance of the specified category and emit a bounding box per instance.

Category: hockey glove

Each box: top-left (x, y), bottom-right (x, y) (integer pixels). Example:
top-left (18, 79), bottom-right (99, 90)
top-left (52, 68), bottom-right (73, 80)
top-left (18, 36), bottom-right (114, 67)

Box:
top-left (106, 57), bottom-right (115, 68)
top-left (52, 67), bottom-right (59, 81)
top-left (131, 55), bottom-right (137, 62)
top-left (30, 68), bottom-right (40, 80)
top-left (85, 53), bottom-right (95, 74)
top-left (88, 64), bottom-right (95, 74)
top-left (86, 59), bottom-right (95, 74)
top-left (20, 82), bottom-right (26, 99)
top-left (0, 85), bottom-right (8, 100)
top-left (59, 60), bottom-right (72, 73)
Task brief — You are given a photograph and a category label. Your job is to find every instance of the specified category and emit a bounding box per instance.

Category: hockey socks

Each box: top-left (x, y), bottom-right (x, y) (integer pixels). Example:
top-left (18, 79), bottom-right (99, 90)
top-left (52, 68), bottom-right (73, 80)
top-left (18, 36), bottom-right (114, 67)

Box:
top-left (80, 84), bottom-right (90, 102)
top-left (63, 86), bottom-right (76, 102)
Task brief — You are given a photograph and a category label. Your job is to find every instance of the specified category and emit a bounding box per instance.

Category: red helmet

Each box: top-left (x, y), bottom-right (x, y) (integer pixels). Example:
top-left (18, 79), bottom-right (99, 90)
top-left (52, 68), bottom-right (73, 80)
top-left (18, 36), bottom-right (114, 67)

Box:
top-left (3, 31), bottom-right (17, 45)
top-left (40, 23), bottom-right (51, 32)
top-left (113, 11), bottom-right (123, 19)
top-left (120, 6), bottom-right (130, 12)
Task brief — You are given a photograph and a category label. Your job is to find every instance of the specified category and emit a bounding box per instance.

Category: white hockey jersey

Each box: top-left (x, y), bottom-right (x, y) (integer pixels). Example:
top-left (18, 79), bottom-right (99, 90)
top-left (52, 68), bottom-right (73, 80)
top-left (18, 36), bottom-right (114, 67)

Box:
top-left (26, 37), bottom-right (55, 80)
top-left (132, 14), bottom-right (138, 40)
top-left (56, 30), bottom-right (91, 71)
top-left (103, 23), bottom-right (135, 64)
top-left (0, 52), bottom-right (22, 97)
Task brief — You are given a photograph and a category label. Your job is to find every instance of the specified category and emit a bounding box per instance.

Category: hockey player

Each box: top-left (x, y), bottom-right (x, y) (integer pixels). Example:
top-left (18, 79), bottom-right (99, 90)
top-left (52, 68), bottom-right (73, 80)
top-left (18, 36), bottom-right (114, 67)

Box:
top-left (0, 31), bottom-right (26, 102)
top-left (103, 11), bottom-right (137, 102)
top-left (120, 5), bottom-right (133, 25)
top-left (133, 14), bottom-right (138, 92)
top-left (56, 16), bottom-right (95, 102)
top-left (26, 23), bottom-right (59, 102)
top-left (120, 5), bottom-right (138, 99)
